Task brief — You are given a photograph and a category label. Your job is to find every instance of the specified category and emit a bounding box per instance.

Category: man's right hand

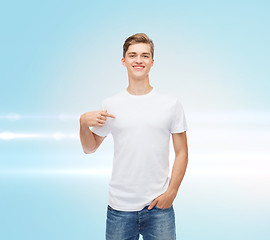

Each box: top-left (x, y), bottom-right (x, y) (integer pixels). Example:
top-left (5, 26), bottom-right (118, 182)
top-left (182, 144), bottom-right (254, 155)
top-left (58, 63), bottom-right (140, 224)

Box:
top-left (80, 110), bottom-right (116, 128)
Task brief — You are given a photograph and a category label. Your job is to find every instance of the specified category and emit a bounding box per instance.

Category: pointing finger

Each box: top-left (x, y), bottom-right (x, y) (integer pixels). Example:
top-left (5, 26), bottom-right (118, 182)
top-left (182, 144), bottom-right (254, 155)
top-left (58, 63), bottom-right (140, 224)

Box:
top-left (101, 110), bottom-right (116, 118)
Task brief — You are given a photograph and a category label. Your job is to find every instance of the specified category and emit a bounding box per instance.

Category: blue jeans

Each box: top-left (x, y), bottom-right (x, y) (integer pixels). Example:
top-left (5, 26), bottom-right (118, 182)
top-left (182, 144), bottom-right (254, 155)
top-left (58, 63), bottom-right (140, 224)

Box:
top-left (106, 204), bottom-right (176, 240)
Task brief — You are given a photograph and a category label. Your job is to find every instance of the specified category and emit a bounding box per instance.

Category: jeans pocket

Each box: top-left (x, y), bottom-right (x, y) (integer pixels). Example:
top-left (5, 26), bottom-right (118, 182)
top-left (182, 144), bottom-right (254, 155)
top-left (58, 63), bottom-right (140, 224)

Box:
top-left (154, 205), bottom-right (172, 210)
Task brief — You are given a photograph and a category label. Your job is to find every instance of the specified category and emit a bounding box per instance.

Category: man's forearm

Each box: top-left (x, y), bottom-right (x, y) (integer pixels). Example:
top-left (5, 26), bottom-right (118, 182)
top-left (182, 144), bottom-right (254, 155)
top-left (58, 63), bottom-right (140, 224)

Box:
top-left (79, 121), bottom-right (96, 154)
top-left (167, 152), bottom-right (188, 197)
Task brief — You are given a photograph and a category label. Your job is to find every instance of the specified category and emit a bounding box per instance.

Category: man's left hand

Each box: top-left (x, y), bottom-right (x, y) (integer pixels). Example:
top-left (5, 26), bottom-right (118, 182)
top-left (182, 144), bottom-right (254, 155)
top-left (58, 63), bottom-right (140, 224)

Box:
top-left (148, 190), bottom-right (176, 210)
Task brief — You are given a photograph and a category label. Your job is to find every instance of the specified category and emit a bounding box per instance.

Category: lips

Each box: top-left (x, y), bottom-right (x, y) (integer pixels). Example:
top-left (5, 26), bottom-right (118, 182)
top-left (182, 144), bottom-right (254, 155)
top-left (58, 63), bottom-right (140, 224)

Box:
top-left (133, 65), bottom-right (145, 70)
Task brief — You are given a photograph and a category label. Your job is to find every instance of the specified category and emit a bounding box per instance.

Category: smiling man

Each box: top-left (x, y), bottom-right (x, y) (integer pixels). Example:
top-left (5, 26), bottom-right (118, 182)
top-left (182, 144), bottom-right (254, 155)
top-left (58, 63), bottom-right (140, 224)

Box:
top-left (79, 33), bottom-right (188, 240)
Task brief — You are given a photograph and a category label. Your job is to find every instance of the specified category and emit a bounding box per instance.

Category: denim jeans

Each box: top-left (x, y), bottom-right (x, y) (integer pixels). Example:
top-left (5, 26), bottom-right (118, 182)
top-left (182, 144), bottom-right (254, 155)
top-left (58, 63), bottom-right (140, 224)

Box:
top-left (106, 204), bottom-right (176, 240)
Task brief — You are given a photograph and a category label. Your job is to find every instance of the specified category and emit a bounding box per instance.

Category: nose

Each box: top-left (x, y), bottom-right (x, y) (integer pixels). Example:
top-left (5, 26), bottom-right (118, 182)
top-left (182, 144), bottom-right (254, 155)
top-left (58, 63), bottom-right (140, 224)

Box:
top-left (135, 55), bottom-right (143, 63)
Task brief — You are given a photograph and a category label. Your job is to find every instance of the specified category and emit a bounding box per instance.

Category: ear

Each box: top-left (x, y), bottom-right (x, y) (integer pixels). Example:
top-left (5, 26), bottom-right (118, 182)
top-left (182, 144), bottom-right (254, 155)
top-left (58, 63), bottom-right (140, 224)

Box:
top-left (121, 57), bottom-right (126, 66)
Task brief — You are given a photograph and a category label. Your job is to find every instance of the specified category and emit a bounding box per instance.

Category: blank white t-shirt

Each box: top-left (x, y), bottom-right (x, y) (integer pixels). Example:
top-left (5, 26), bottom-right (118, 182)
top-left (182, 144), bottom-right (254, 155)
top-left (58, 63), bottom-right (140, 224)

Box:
top-left (90, 87), bottom-right (188, 211)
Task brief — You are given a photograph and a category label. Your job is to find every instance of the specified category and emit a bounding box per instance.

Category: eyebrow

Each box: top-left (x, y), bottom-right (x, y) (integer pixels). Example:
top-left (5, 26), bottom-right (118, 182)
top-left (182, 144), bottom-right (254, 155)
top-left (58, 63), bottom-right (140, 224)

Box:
top-left (128, 52), bottom-right (150, 55)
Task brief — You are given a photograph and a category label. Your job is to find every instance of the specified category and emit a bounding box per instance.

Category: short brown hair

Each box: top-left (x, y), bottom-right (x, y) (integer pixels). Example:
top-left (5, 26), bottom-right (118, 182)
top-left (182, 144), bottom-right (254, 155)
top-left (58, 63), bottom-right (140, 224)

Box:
top-left (123, 33), bottom-right (154, 59)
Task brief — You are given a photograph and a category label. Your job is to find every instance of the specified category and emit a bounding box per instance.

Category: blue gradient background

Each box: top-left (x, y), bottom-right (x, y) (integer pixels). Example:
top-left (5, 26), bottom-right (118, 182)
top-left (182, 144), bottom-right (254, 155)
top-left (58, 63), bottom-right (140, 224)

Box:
top-left (1, 0), bottom-right (269, 239)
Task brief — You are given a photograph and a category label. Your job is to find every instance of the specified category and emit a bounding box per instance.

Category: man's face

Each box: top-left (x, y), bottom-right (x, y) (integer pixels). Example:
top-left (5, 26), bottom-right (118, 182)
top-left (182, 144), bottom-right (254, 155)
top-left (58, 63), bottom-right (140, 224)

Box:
top-left (121, 43), bottom-right (154, 79)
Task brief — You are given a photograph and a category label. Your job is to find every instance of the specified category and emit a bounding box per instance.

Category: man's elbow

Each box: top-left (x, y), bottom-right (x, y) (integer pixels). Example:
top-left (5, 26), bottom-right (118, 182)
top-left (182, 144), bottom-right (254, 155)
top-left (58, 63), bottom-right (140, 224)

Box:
top-left (175, 151), bottom-right (188, 160)
top-left (83, 147), bottom-right (96, 154)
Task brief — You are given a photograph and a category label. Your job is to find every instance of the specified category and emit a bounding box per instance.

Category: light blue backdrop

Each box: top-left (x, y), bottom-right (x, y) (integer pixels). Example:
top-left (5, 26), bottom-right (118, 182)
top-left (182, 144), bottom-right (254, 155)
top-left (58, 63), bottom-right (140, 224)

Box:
top-left (0, 0), bottom-right (269, 239)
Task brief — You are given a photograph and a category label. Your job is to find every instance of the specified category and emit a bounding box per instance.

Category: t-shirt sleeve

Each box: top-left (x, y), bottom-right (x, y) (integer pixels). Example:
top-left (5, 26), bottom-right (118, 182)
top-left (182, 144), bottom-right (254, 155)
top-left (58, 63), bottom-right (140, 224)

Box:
top-left (170, 99), bottom-right (188, 133)
top-left (89, 101), bottom-right (111, 137)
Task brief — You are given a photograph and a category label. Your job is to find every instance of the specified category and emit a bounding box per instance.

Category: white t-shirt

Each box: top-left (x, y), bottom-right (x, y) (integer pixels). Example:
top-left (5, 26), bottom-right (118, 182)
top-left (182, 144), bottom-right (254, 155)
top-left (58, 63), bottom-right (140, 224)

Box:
top-left (90, 87), bottom-right (188, 211)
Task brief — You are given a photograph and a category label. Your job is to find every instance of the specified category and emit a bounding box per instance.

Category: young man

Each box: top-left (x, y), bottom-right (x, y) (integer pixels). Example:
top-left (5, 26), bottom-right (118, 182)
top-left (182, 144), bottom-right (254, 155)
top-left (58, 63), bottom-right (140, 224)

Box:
top-left (80, 33), bottom-right (188, 240)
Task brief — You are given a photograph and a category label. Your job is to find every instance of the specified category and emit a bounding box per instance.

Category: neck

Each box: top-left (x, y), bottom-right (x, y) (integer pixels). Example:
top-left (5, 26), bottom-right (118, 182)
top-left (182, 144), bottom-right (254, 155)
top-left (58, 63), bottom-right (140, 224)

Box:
top-left (126, 74), bottom-right (153, 95)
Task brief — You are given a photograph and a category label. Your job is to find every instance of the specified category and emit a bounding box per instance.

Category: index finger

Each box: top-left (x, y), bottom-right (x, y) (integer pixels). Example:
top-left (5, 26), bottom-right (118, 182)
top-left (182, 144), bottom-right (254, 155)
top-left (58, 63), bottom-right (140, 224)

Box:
top-left (101, 111), bottom-right (116, 118)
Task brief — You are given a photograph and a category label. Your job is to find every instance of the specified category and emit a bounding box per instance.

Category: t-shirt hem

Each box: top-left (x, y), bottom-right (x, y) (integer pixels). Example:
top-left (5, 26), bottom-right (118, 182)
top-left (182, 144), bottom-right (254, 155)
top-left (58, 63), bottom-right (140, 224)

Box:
top-left (108, 201), bottom-right (152, 212)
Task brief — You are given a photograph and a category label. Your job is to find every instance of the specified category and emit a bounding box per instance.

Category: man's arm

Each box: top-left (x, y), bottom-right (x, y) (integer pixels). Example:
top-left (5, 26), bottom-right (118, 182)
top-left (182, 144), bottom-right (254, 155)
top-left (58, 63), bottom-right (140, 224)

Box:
top-left (79, 110), bottom-right (113, 154)
top-left (148, 131), bottom-right (188, 210)
top-left (80, 122), bottom-right (106, 154)
top-left (79, 120), bottom-right (97, 154)
top-left (167, 131), bottom-right (188, 196)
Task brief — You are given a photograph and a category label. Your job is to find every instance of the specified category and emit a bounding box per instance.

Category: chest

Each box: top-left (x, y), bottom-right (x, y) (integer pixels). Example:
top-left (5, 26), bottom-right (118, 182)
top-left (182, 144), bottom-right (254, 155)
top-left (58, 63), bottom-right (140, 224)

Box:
top-left (108, 101), bottom-right (173, 133)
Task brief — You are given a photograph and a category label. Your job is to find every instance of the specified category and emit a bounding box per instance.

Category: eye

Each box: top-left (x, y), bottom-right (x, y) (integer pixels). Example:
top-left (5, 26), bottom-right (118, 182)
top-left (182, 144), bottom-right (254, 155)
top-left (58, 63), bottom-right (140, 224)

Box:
top-left (130, 55), bottom-right (135, 57)
top-left (143, 56), bottom-right (149, 58)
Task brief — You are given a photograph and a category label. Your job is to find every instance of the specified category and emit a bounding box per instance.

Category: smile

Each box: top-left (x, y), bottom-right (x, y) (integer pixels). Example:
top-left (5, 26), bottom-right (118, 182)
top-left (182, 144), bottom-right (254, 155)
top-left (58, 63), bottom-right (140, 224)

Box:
top-left (133, 66), bottom-right (145, 71)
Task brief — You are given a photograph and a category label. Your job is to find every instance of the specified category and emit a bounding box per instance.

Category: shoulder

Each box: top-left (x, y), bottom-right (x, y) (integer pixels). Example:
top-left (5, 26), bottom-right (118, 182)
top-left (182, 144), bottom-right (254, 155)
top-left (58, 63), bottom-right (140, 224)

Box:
top-left (155, 89), bottom-right (182, 106)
